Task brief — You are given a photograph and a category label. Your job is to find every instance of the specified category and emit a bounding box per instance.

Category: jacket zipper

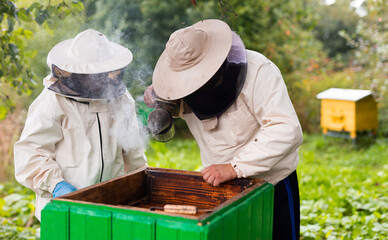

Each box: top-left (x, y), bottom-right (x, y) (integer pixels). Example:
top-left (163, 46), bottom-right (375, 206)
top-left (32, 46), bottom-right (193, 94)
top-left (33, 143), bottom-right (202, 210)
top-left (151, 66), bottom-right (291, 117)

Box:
top-left (96, 113), bottom-right (104, 182)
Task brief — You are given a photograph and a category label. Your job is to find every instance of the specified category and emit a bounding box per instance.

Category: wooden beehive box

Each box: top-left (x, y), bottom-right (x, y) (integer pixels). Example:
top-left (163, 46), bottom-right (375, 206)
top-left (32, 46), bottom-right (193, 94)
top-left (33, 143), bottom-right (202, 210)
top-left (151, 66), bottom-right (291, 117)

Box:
top-left (317, 88), bottom-right (378, 140)
top-left (41, 167), bottom-right (274, 240)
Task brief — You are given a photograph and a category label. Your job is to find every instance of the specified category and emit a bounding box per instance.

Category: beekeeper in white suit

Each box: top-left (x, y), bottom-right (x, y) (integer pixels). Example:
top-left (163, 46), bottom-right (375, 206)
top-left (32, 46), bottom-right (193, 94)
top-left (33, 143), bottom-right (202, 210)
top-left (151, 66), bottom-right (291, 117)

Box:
top-left (145, 19), bottom-right (303, 240)
top-left (14, 29), bottom-right (147, 221)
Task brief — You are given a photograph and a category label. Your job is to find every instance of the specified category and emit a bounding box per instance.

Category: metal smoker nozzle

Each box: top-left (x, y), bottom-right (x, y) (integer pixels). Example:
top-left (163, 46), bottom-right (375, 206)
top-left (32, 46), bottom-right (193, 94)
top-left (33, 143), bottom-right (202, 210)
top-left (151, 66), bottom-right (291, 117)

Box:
top-left (147, 108), bottom-right (175, 142)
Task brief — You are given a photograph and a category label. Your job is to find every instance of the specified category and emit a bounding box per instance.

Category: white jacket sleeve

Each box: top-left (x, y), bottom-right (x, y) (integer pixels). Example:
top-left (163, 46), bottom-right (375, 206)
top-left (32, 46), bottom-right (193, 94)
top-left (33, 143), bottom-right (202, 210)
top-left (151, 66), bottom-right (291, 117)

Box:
top-left (230, 61), bottom-right (303, 177)
top-left (14, 104), bottom-right (65, 198)
top-left (123, 148), bottom-right (147, 173)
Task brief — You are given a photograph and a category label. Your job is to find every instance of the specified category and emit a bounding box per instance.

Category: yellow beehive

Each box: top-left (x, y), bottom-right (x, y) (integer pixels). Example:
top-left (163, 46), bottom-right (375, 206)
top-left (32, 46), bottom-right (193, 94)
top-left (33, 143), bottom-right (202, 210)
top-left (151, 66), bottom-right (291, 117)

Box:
top-left (316, 88), bottom-right (378, 139)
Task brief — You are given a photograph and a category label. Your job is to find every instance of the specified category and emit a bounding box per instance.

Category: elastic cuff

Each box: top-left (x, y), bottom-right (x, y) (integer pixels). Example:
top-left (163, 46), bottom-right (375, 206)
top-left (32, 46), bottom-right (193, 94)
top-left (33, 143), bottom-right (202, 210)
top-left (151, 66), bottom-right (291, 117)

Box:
top-left (48, 177), bottom-right (65, 194)
top-left (231, 163), bottom-right (244, 178)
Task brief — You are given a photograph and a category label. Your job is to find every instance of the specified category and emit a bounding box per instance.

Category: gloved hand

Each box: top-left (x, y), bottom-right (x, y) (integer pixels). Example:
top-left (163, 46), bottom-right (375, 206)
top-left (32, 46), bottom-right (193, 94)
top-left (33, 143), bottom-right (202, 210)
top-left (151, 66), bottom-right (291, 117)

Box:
top-left (144, 85), bottom-right (157, 108)
top-left (53, 181), bottom-right (76, 198)
top-left (144, 85), bottom-right (180, 142)
top-left (143, 85), bottom-right (180, 116)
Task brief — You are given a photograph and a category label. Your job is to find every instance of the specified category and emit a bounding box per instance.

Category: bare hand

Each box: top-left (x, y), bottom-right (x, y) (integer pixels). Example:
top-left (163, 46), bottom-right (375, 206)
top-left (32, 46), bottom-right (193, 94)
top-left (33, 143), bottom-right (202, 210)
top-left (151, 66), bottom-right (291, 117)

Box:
top-left (144, 85), bottom-right (156, 108)
top-left (201, 164), bottom-right (237, 187)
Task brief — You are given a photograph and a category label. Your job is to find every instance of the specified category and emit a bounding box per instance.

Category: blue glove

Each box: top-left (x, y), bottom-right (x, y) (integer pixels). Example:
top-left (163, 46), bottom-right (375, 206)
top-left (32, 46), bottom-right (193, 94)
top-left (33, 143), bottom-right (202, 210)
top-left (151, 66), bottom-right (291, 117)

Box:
top-left (53, 181), bottom-right (76, 198)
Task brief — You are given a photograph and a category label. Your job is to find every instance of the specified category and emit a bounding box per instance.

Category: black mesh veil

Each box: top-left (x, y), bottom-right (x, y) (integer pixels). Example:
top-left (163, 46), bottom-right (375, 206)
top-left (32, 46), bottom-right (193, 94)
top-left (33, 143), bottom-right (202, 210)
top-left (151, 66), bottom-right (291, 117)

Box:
top-left (48, 64), bottom-right (127, 99)
top-left (183, 32), bottom-right (248, 120)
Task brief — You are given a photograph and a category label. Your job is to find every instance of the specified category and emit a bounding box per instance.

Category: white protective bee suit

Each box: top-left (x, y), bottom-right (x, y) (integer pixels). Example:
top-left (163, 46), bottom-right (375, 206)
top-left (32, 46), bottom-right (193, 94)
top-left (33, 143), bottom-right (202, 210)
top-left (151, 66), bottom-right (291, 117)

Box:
top-left (14, 29), bottom-right (147, 220)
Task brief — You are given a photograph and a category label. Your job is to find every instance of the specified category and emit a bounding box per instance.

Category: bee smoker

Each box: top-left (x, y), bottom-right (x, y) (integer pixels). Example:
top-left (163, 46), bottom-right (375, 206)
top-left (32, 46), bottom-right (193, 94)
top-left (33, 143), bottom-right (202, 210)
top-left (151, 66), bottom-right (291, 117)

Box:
top-left (146, 97), bottom-right (179, 142)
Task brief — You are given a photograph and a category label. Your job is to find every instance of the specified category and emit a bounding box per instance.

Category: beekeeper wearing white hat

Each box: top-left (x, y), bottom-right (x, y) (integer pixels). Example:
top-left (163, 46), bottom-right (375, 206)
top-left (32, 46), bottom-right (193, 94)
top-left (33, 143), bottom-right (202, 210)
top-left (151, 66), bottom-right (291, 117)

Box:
top-left (14, 29), bottom-right (147, 221)
top-left (145, 19), bottom-right (303, 240)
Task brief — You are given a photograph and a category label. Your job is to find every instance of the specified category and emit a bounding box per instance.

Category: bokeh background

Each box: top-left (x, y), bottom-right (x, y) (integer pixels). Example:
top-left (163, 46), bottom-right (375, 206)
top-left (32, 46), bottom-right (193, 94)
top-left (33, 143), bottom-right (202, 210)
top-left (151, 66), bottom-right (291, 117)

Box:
top-left (0, 0), bottom-right (387, 239)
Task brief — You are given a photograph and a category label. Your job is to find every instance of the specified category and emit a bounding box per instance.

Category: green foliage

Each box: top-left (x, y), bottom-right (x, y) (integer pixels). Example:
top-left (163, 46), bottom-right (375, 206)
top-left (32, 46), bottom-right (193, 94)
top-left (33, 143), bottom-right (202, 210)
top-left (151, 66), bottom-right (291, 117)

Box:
top-left (84, 0), bottom-right (325, 105)
top-left (0, 182), bottom-right (39, 240)
top-left (225, 0), bottom-right (323, 76)
top-left (146, 135), bottom-right (388, 239)
top-left (82, 0), bottom-right (214, 98)
top-left (313, 0), bottom-right (360, 59)
top-left (0, 0), bottom-right (84, 119)
top-left (1, 135), bottom-right (388, 239)
top-left (340, 0), bottom-right (388, 136)
top-left (299, 135), bottom-right (388, 239)
top-left (1, 1), bottom-right (386, 239)
top-left (293, 69), bottom-right (358, 133)
top-left (146, 139), bottom-right (202, 171)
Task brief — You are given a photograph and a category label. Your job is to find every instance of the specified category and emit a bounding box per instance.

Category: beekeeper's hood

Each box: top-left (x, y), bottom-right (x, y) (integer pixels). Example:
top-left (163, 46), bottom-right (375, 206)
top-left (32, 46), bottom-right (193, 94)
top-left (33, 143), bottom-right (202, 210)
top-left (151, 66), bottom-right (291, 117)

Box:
top-left (152, 19), bottom-right (247, 120)
top-left (44, 29), bottom-right (133, 99)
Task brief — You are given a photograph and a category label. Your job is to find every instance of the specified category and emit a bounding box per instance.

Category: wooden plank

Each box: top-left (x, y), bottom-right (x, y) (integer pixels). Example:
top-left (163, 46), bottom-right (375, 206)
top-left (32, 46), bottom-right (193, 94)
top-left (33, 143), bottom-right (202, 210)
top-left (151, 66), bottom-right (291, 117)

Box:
top-left (204, 216), bottom-right (223, 240)
top-left (237, 201), bottom-right (251, 240)
top-left (86, 210), bottom-right (112, 240)
top-left (262, 185), bottom-right (274, 240)
top-left (250, 189), bottom-right (264, 240)
top-left (355, 96), bottom-right (378, 131)
top-left (70, 206), bottom-right (87, 239)
top-left (221, 207), bottom-right (238, 240)
top-left (198, 181), bottom-right (266, 221)
top-left (155, 219), bottom-right (203, 240)
top-left (61, 169), bottom-right (147, 205)
top-left (41, 203), bottom-right (69, 240)
top-left (320, 99), bottom-right (356, 131)
top-left (112, 213), bottom-right (155, 240)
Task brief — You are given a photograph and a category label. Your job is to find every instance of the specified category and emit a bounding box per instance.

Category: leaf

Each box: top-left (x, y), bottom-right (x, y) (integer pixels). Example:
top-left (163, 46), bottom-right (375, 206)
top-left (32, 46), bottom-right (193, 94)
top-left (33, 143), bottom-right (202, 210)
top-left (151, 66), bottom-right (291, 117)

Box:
top-left (7, 0), bottom-right (18, 19)
top-left (28, 2), bottom-right (41, 11)
top-left (8, 43), bottom-right (19, 56)
top-left (22, 29), bottom-right (34, 39)
top-left (7, 16), bottom-right (15, 32)
top-left (3, 193), bottom-right (23, 205)
top-left (71, 1), bottom-right (84, 12)
top-left (45, 5), bottom-right (57, 15)
top-left (0, 106), bottom-right (7, 120)
top-left (35, 9), bottom-right (48, 25)
top-left (17, 8), bottom-right (33, 22)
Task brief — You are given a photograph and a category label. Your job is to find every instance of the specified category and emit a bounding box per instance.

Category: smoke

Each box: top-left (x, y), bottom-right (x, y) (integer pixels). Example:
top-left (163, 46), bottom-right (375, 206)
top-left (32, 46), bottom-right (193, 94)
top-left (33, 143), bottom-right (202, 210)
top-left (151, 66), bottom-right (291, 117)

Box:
top-left (109, 97), bottom-right (150, 154)
top-left (45, 1), bottom-right (154, 151)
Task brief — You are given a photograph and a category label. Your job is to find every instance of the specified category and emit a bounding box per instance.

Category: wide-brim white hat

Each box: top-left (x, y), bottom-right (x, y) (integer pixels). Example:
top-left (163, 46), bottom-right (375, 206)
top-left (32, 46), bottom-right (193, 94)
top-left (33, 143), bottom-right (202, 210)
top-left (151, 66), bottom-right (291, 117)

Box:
top-left (47, 29), bottom-right (132, 74)
top-left (152, 19), bottom-right (233, 100)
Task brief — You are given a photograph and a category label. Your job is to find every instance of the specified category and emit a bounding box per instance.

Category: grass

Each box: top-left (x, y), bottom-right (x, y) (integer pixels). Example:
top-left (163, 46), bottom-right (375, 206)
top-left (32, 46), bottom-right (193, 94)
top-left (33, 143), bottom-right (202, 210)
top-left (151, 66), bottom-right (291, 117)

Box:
top-left (146, 138), bottom-right (202, 171)
top-left (298, 135), bottom-right (388, 239)
top-left (0, 134), bottom-right (387, 239)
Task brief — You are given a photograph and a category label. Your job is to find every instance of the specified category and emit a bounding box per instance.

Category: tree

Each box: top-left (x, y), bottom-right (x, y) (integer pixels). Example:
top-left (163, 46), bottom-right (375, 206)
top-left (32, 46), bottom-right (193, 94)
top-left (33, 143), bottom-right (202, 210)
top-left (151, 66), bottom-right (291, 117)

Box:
top-left (85, 0), bottom-right (322, 91)
top-left (314, 0), bottom-right (360, 59)
top-left (223, 0), bottom-right (325, 131)
top-left (83, 0), bottom-right (325, 132)
top-left (0, 0), bottom-right (84, 120)
top-left (82, 0), bottom-right (214, 97)
top-left (340, 0), bottom-right (388, 135)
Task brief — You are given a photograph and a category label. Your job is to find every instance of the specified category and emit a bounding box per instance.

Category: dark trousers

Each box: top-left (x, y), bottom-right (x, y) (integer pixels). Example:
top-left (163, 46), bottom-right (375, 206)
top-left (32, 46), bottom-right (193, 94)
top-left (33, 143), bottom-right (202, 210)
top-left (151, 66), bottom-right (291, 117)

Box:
top-left (272, 171), bottom-right (300, 240)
